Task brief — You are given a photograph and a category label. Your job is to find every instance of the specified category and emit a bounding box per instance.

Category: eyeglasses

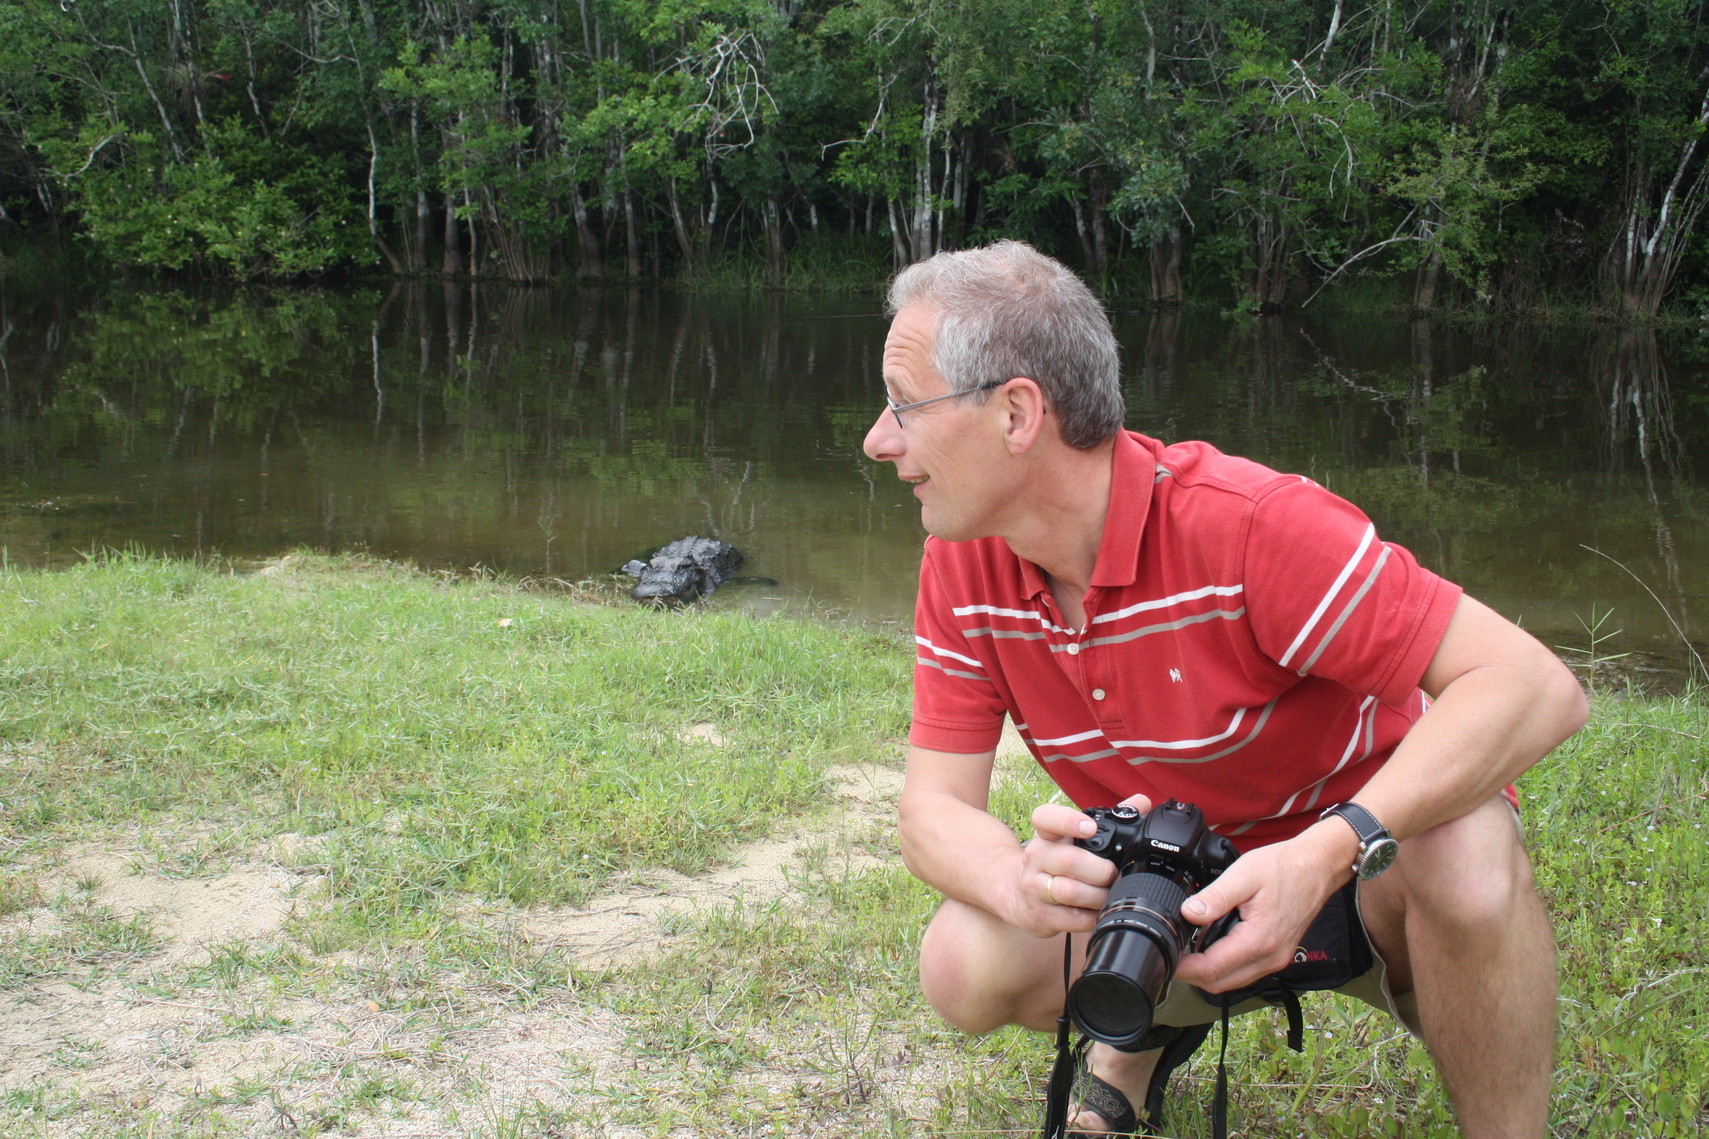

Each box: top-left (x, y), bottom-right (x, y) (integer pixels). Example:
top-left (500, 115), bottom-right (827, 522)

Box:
top-left (885, 379), bottom-right (1006, 428)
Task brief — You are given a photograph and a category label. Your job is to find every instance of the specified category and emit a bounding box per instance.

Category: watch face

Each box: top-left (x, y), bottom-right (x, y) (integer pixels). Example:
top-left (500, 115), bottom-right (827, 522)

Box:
top-left (1358, 837), bottom-right (1400, 879)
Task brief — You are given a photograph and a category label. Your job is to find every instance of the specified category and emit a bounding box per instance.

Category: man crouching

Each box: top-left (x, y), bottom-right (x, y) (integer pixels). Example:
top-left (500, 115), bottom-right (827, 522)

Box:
top-left (860, 240), bottom-right (1586, 1137)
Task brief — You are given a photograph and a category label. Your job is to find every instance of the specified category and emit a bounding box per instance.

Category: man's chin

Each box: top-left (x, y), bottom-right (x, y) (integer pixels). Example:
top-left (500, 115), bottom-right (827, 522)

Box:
top-left (920, 511), bottom-right (978, 543)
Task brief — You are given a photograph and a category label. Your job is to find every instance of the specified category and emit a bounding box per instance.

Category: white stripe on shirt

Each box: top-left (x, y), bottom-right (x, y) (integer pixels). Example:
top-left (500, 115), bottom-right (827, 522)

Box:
top-left (1278, 523), bottom-right (1376, 668)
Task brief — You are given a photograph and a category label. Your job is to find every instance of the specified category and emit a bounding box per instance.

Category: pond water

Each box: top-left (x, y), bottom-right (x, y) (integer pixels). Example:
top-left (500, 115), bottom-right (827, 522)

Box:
top-left (3, 281), bottom-right (1707, 685)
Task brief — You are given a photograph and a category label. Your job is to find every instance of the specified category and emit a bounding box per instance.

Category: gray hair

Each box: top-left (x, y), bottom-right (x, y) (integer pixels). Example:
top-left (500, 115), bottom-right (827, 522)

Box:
top-left (886, 241), bottom-right (1124, 449)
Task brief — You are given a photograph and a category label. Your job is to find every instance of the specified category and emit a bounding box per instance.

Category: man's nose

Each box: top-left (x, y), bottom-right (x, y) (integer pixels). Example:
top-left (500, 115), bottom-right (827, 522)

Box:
top-left (863, 407), bottom-right (901, 463)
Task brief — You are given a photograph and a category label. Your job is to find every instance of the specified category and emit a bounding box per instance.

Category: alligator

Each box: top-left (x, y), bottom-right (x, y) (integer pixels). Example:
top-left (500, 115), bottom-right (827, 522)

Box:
top-left (620, 536), bottom-right (745, 605)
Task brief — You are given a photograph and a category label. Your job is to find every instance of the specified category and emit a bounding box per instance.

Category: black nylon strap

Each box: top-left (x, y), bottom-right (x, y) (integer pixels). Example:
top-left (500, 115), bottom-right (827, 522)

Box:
top-left (1041, 935), bottom-right (1079, 1139)
top-left (1043, 1018), bottom-right (1085, 1138)
top-left (1283, 991), bottom-right (1305, 1052)
top-left (1211, 1004), bottom-right (1230, 1139)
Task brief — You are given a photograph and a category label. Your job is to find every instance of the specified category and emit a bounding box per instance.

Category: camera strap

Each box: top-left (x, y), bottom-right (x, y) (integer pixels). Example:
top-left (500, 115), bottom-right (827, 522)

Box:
top-left (1211, 1004), bottom-right (1231, 1137)
top-left (1041, 934), bottom-right (1084, 1139)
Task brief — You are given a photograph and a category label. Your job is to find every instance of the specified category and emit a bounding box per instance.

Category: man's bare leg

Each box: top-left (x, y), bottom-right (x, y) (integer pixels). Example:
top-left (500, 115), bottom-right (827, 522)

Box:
top-left (1361, 796), bottom-right (1556, 1137)
top-left (918, 898), bottom-right (1163, 1133)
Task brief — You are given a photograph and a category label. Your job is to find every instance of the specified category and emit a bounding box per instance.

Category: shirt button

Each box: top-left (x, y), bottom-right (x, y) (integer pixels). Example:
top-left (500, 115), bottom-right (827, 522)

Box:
top-left (1066, 643), bottom-right (1080, 656)
top-left (1092, 688), bottom-right (1106, 700)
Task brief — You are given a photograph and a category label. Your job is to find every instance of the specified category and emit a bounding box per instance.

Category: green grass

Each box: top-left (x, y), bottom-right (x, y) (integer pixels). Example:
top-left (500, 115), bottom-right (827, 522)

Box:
top-left (0, 550), bottom-right (908, 920)
top-left (0, 552), bottom-right (1703, 1136)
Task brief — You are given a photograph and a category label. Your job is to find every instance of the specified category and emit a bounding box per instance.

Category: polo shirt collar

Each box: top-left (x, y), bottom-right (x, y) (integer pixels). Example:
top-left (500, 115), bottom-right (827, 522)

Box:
top-left (1090, 430), bottom-right (1156, 588)
top-left (1014, 429), bottom-right (1157, 599)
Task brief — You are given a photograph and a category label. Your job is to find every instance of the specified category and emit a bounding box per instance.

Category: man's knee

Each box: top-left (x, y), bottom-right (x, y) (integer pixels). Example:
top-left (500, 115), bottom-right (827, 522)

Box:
top-left (919, 906), bottom-right (989, 1031)
top-left (918, 900), bottom-right (1059, 1035)
top-left (1383, 800), bottom-right (1544, 945)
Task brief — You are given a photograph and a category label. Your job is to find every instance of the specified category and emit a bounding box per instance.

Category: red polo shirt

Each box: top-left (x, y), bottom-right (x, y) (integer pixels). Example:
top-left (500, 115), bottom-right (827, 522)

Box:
top-left (909, 430), bottom-right (1464, 849)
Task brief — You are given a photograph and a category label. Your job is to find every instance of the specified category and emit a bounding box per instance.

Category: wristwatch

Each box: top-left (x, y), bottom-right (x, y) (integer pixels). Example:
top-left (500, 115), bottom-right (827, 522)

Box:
top-left (1319, 801), bottom-right (1399, 880)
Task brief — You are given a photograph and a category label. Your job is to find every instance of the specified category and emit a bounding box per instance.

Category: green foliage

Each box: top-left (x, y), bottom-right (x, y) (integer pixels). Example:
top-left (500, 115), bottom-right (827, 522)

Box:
top-left (6, 0), bottom-right (1709, 310)
top-left (73, 124), bottom-right (369, 278)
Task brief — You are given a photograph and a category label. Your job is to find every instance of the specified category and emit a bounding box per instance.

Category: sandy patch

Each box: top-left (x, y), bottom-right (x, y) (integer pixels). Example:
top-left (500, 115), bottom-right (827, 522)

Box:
top-left (53, 852), bottom-right (307, 965)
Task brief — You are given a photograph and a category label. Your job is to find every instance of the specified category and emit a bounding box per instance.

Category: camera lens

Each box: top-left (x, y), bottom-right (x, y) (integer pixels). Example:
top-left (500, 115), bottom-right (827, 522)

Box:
top-left (1066, 873), bottom-right (1191, 1048)
top-left (1066, 939), bottom-right (1171, 1044)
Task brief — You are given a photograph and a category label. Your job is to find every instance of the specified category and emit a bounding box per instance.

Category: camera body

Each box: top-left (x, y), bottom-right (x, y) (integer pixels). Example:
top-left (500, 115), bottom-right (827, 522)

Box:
top-left (1064, 799), bottom-right (1240, 1048)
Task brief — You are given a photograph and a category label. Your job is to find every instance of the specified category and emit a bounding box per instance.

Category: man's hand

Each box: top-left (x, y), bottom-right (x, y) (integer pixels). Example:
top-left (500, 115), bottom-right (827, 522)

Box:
top-left (1172, 821), bottom-right (1356, 993)
top-left (1005, 794), bottom-right (1153, 938)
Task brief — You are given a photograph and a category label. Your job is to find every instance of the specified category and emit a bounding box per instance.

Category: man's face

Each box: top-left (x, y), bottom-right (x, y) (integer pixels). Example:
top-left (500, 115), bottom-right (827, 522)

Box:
top-left (863, 304), bottom-right (1007, 542)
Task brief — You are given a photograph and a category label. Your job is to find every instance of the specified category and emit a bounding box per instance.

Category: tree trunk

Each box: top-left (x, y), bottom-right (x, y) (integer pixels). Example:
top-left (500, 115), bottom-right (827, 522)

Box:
top-left (763, 198), bottom-right (786, 284)
top-left (1244, 215), bottom-right (1292, 313)
top-left (700, 179), bottom-right (719, 265)
top-left (887, 198), bottom-right (909, 267)
top-left (442, 194), bottom-right (464, 277)
top-left (1072, 198), bottom-right (1095, 278)
top-left (365, 122), bottom-right (404, 274)
top-left (912, 77), bottom-right (939, 259)
top-left (1413, 249), bottom-right (1442, 315)
top-left (1086, 180), bottom-right (1110, 286)
top-left (667, 178), bottom-right (697, 270)
top-left (1149, 226), bottom-right (1183, 308)
top-left (570, 185), bottom-right (603, 279)
top-left (125, 22), bottom-right (186, 163)
top-left (623, 186), bottom-right (641, 278)
top-left (411, 188), bottom-right (429, 274)
top-left (462, 189), bottom-right (478, 276)
top-left (1600, 74), bottom-right (1709, 320)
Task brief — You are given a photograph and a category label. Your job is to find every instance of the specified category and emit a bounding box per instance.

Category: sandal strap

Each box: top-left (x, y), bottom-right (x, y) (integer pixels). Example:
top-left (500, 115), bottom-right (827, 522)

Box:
top-left (1068, 1070), bottom-right (1141, 1137)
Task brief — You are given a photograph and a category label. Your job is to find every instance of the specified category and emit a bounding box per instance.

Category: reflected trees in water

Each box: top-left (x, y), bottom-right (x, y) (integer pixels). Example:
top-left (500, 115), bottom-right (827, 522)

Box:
top-left (1590, 326), bottom-right (1699, 650)
top-left (1, 283), bottom-right (1707, 663)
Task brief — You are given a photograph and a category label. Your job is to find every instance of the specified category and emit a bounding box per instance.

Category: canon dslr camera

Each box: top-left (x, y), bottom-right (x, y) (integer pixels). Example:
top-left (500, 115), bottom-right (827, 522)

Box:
top-left (1065, 799), bottom-right (1239, 1048)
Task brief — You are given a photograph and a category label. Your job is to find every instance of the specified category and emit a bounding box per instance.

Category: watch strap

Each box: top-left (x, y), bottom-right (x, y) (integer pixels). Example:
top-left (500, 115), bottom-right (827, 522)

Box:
top-left (1319, 801), bottom-right (1397, 879)
top-left (1320, 801), bottom-right (1386, 844)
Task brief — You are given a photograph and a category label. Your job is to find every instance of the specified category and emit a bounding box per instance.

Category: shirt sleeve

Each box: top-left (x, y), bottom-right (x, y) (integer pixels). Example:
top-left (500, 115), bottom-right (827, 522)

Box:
top-left (908, 542), bottom-right (1009, 754)
top-left (1240, 477), bottom-right (1461, 707)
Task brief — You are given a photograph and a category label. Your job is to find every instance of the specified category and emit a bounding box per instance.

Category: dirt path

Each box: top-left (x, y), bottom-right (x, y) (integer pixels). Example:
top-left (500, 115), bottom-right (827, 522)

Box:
top-left (0, 727), bottom-right (1035, 1137)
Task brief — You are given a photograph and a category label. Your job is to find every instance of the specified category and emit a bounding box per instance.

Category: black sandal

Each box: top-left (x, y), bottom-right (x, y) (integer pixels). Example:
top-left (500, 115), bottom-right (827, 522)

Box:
top-left (1067, 1063), bottom-right (1141, 1137)
top-left (1066, 1022), bottom-right (1214, 1137)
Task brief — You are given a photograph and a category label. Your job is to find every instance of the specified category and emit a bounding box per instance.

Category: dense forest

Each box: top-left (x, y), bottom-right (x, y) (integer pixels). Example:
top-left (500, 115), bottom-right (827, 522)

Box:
top-left (3, 0), bottom-right (1709, 315)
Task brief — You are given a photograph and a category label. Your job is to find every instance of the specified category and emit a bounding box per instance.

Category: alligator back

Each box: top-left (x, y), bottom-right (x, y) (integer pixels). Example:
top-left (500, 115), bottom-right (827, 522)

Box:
top-left (625, 537), bottom-right (744, 605)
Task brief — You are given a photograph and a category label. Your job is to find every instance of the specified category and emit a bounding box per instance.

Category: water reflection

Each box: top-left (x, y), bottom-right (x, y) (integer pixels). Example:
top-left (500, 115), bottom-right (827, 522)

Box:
top-left (1588, 326), bottom-right (1697, 654)
top-left (1, 282), bottom-right (1706, 681)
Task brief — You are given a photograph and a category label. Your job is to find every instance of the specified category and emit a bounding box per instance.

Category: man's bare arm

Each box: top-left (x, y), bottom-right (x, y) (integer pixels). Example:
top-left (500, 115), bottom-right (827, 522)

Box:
top-left (1177, 593), bottom-right (1588, 992)
top-left (898, 744), bottom-right (1116, 937)
top-left (1337, 593), bottom-right (1588, 843)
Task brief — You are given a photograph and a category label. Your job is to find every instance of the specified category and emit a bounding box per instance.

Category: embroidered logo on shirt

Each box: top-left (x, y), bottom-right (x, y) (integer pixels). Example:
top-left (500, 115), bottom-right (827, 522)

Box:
top-left (1169, 668), bottom-right (1183, 683)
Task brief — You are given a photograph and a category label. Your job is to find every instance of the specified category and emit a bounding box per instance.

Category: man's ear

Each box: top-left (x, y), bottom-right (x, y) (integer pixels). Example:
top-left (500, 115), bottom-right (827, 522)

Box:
top-left (997, 377), bottom-right (1049, 455)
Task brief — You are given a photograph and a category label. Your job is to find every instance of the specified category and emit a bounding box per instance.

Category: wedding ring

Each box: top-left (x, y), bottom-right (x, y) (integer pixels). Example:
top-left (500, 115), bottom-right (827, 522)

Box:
top-left (1044, 874), bottom-right (1060, 905)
